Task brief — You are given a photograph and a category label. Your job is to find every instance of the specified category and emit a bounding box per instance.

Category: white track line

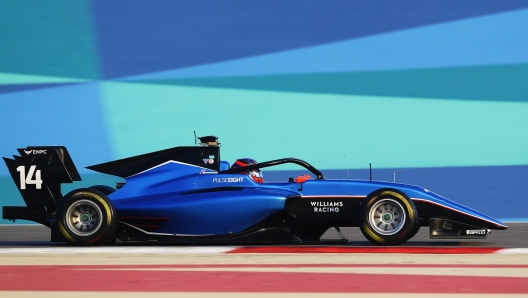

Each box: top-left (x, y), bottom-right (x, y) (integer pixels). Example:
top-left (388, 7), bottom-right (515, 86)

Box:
top-left (495, 248), bottom-right (528, 254)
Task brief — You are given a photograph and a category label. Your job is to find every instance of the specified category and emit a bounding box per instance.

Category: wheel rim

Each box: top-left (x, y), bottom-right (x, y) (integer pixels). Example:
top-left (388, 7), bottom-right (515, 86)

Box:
top-left (65, 199), bottom-right (103, 237)
top-left (368, 198), bottom-right (406, 235)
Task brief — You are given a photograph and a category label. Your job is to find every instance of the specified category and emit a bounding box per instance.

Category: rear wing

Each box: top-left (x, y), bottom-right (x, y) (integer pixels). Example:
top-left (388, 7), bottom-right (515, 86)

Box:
top-left (3, 146), bottom-right (81, 226)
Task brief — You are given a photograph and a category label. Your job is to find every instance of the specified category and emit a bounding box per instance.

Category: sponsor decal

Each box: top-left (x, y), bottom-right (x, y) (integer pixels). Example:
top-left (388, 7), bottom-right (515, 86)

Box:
top-left (213, 177), bottom-right (244, 183)
top-left (208, 158), bottom-right (215, 164)
top-left (311, 201), bottom-right (343, 212)
top-left (200, 169), bottom-right (218, 174)
top-left (24, 150), bottom-right (47, 155)
top-left (314, 207), bottom-right (340, 212)
top-left (311, 201), bottom-right (343, 207)
top-left (203, 158), bottom-right (209, 164)
top-left (467, 229), bottom-right (487, 235)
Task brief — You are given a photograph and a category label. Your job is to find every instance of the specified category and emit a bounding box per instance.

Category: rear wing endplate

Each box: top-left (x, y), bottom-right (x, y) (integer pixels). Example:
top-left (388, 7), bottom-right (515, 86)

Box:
top-left (3, 146), bottom-right (81, 212)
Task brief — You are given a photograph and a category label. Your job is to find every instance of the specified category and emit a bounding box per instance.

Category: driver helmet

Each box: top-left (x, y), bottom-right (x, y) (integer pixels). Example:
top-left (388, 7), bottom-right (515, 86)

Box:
top-left (231, 158), bottom-right (264, 183)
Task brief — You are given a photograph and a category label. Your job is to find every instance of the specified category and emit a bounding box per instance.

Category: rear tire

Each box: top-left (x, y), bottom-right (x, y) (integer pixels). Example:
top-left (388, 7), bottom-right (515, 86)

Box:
top-left (359, 190), bottom-right (418, 245)
top-left (56, 188), bottom-right (116, 245)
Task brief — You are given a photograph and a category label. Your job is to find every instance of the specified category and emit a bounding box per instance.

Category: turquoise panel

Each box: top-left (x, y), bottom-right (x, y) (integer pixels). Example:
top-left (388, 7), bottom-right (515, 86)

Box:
top-left (0, 0), bottom-right (100, 79)
top-left (99, 82), bottom-right (528, 169)
top-left (0, 72), bottom-right (89, 85)
top-left (140, 64), bottom-right (528, 103)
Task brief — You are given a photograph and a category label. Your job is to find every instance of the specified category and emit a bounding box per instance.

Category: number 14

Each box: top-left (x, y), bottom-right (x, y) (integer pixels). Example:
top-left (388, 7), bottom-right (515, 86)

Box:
top-left (16, 166), bottom-right (43, 190)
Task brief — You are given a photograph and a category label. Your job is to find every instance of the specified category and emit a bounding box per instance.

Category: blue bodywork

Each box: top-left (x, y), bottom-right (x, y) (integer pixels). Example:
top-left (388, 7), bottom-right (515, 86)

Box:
top-left (107, 159), bottom-right (507, 236)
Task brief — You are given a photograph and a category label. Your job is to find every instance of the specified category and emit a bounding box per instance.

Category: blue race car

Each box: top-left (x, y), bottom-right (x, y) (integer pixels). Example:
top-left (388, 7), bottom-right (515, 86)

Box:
top-left (2, 136), bottom-right (507, 246)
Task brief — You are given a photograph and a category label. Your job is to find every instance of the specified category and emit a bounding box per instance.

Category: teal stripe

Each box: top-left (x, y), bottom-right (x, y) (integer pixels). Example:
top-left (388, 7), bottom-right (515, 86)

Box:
top-left (134, 64), bottom-right (528, 103)
top-left (0, 72), bottom-right (90, 85)
top-left (0, 1), bottom-right (100, 79)
top-left (99, 82), bottom-right (528, 169)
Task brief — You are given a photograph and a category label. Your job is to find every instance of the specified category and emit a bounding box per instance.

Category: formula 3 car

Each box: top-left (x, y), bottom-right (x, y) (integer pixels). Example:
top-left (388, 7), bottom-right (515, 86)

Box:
top-left (2, 136), bottom-right (507, 245)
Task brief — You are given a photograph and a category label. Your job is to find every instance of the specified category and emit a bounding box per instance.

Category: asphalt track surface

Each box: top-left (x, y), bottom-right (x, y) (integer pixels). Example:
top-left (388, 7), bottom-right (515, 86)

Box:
top-left (0, 224), bottom-right (527, 297)
top-left (0, 223), bottom-right (527, 247)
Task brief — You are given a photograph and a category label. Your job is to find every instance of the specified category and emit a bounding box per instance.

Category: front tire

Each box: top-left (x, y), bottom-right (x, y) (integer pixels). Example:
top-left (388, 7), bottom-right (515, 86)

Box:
top-left (405, 224), bottom-right (421, 241)
top-left (56, 188), bottom-right (116, 245)
top-left (359, 190), bottom-right (418, 245)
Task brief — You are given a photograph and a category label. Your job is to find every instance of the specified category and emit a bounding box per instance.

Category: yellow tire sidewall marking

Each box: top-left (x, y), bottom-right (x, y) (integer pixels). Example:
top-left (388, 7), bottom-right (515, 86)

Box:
top-left (380, 191), bottom-right (415, 219)
top-left (362, 222), bottom-right (385, 243)
top-left (57, 220), bottom-right (76, 243)
top-left (74, 192), bottom-right (112, 226)
top-left (362, 194), bottom-right (385, 243)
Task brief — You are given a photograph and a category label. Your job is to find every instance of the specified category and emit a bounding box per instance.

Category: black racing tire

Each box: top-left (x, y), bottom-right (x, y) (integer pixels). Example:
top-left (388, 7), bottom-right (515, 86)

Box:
top-left (405, 224), bottom-right (421, 241)
top-left (89, 185), bottom-right (116, 195)
top-left (359, 190), bottom-right (418, 246)
top-left (88, 185), bottom-right (118, 248)
top-left (56, 188), bottom-right (117, 246)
